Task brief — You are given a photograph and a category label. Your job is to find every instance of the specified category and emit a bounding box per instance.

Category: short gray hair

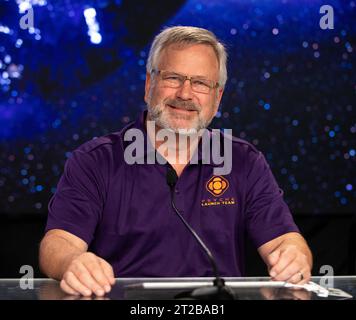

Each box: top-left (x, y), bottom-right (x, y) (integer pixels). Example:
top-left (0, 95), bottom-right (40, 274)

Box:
top-left (146, 26), bottom-right (228, 88)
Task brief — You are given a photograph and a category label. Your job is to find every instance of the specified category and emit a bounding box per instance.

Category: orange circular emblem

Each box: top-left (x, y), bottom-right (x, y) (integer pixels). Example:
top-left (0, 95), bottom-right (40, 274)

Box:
top-left (206, 176), bottom-right (229, 196)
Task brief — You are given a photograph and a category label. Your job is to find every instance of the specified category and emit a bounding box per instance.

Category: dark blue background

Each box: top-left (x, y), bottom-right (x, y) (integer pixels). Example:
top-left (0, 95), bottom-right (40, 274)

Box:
top-left (0, 0), bottom-right (355, 214)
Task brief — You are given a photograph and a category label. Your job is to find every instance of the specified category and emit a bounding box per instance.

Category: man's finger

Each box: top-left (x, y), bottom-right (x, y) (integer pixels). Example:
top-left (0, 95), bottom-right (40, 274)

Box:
top-left (60, 279), bottom-right (80, 296)
top-left (85, 259), bottom-right (112, 292)
top-left (99, 258), bottom-right (115, 286)
top-left (63, 271), bottom-right (92, 296)
top-left (273, 259), bottom-right (300, 281)
top-left (287, 268), bottom-right (311, 285)
top-left (74, 262), bottom-right (106, 296)
top-left (269, 248), bottom-right (296, 278)
top-left (266, 248), bottom-right (281, 268)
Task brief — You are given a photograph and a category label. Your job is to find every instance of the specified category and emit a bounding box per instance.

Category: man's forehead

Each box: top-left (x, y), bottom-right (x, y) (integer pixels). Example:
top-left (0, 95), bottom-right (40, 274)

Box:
top-left (159, 42), bottom-right (218, 59)
top-left (156, 43), bottom-right (219, 77)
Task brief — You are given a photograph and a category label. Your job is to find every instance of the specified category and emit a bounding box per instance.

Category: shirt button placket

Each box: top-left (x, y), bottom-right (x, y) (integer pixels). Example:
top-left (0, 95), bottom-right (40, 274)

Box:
top-left (174, 187), bottom-right (184, 213)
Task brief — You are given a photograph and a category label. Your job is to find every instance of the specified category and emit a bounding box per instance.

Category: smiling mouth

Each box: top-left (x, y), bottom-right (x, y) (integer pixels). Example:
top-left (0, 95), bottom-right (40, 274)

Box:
top-left (166, 104), bottom-right (197, 113)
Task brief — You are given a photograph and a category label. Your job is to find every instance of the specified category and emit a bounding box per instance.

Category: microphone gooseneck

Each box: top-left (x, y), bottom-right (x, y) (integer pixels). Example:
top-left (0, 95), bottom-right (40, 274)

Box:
top-left (166, 166), bottom-right (235, 300)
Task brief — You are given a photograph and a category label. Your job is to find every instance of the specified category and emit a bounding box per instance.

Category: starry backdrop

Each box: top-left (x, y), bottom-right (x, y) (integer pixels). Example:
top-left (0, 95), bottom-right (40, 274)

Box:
top-left (0, 0), bottom-right (355, 215)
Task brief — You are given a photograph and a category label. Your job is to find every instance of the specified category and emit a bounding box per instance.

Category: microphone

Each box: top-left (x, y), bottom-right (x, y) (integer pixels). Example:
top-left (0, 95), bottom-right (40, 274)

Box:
top-left (166, 166), bottom-right (235, 300)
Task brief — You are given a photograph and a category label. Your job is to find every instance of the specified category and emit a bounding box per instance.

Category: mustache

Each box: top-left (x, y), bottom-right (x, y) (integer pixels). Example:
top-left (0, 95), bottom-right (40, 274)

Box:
top-left (165, 99), bottom-right (200, 112)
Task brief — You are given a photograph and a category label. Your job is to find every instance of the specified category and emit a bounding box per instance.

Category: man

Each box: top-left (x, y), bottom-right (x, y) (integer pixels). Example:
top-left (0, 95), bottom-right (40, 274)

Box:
top-left (39, 26), bottom-right (312, 297)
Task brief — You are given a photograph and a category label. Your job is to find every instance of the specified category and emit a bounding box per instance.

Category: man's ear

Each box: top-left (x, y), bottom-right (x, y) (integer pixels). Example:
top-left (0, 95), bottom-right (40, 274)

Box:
top-left (144, 72), bottom-right (151, 104)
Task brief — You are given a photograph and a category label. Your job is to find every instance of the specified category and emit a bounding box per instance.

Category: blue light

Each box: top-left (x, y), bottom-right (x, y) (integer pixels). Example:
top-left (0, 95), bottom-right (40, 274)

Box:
top-left (340, 197), bottom-right (347, 205)
top-left (230, 28), bottom-right (237, 35)
top-left (22, 178), bottom-right (29, 185)
top-left (346, 184), bottom-right (353, 191)
top-left (264, 103), bottom-right (271, 110)
top-left (15, 39), bottom-right (23, 48)
top-left (328, 130), bottom-right (335, 137)
top-left (291, 155), bottom-right (298, 162)
top-left (292, 119), bottom-right (299, 126)
top-left (0, 25), bottom-right (11, 35)
top-left (20, 169), bottom-right (27, 176)
top-left (36, 185), bottom-right (43, 192)
top-left (24, 147), bottom-right (31, 154)
top-left (233, 106), bottom-right (240, 113)
top-left (334, 191), bottom-right (341, 198)
top-left (52, 118), bottom-right (61, 128)
top-left (349, 149), bottom-right (355, 157)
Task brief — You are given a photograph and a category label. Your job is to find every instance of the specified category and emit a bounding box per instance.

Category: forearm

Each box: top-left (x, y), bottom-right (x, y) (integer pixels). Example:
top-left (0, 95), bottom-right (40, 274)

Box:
top-left (259, 232), bottom-right (312, 266)
top-left (39, 233), bottom-right (86, 280)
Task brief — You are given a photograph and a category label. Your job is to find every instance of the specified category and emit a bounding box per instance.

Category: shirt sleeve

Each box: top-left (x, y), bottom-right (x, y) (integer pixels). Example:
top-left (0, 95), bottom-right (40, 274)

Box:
top-left (45, 149), bottom-right (105, 245)
top-left (245, 149), bottom-right (300, 249)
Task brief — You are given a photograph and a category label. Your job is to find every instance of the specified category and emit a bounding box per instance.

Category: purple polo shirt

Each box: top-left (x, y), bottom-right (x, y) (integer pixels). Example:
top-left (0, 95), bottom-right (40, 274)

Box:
top-left (46, 110), bottom-right (299, 277)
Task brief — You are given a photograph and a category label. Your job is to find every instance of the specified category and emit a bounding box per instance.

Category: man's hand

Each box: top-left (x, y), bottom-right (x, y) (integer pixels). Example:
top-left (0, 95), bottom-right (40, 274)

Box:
top-left (39, 229), bottom-right (116, 298)
top-left (60, 252), bottom-right (115, 297)
top-left (266, 244), bottom-right (311, 284)
top-left (258, 232), bottom-right (313, 285)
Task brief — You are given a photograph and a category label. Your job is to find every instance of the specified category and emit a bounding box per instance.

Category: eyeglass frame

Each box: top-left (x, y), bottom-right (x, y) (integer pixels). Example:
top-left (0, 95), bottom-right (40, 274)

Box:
top-left (151, 69), bottom-right (220, 94)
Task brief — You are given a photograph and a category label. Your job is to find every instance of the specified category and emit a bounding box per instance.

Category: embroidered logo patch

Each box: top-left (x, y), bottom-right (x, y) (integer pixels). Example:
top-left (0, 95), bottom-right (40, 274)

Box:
top-left (206, 175), bottom-right (229, 197)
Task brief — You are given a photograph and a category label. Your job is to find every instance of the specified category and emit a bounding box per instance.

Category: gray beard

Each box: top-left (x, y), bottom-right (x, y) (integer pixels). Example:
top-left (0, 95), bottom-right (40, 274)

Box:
top-left (146, 102), bottom-right (212, 133)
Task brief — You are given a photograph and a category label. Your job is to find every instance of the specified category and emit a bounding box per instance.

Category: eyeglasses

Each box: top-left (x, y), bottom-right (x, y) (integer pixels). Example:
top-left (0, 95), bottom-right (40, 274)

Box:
top-left (152, 69), bottom-right (219, 94)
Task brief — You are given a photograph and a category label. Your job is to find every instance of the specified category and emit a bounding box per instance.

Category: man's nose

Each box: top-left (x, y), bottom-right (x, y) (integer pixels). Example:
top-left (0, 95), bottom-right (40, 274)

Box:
top-left (176, 79), bottom-right (193, 100)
